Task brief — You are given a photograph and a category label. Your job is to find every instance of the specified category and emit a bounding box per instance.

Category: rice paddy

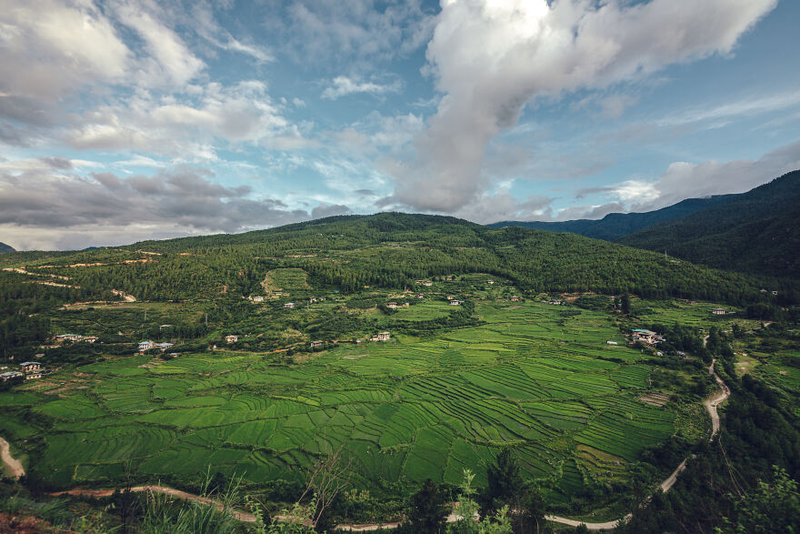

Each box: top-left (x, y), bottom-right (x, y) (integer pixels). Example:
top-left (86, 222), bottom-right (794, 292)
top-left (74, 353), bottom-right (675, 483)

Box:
top-left (0, 300), bottom-right (689, 504)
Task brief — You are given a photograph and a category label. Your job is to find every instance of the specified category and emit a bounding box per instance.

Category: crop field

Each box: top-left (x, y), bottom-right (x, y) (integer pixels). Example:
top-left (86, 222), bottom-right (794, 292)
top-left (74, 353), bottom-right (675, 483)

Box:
top-left (0, 300), bottom-right (690, 505)
top-left (262, 268), bottom-right (312, 292)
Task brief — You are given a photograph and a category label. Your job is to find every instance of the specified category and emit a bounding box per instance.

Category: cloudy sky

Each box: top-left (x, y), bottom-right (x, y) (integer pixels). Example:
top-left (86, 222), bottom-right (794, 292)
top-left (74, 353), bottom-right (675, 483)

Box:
top-left (1, 0), bottom-right (799, 250)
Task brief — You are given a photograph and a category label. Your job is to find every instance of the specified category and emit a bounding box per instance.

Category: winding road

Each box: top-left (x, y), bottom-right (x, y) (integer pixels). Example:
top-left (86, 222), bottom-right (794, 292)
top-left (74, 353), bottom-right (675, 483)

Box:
top-left (0, 360), bottom-right (731, 531)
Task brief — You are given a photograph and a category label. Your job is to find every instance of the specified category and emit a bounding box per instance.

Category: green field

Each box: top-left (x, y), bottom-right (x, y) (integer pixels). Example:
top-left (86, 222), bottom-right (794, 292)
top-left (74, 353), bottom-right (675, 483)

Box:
top-left (0, 300), bottom-right (693, 509)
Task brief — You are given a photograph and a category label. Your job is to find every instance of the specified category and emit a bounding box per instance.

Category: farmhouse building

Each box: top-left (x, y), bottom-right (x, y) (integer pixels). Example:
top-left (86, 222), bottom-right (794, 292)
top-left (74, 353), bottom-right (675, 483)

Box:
top-left (155, 342), bottom-right (174, 351)
top-left (250, 296), bottom-right (265, 303)
top-left (310, 340), bottom-right (324, 348)
top-left (284, 302), bottom-right (296, 308)
top-left (0, 371), bottom-right (24, 382)
top-left (449, 300), bottom-right (462, 306)
top-left (225, 335), bottom-right (239, 344)
top-left (370, 332), bottom-right (391, 342)
top-left (606, 341), bottom-right (618, 345)
top-left (510, 296), bottom-right (520, 302)
top-left (631, 329), bottom-right (663, 345)
top-left (423, 281), bottom-right (433, 287)
top-left (19, 362), bottom-right (41, 373)
top-left (712, 308), bottom-right (726, 315)
top-left (138, 340), bottom-right (155, 352)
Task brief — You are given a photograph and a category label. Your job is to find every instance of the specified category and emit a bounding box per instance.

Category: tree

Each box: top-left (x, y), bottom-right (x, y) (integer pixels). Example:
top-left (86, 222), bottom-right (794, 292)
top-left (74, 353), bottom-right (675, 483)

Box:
top-left (727, 466), bottom-right (800, 533)
top-left (448, 470), bottom-right (512, 534)
top-left (482, 450), bottom-right (545, 534)
top-left (620, 294), bottom-right (631, 315)
top-left (405, 479), bottom-right (448, 533)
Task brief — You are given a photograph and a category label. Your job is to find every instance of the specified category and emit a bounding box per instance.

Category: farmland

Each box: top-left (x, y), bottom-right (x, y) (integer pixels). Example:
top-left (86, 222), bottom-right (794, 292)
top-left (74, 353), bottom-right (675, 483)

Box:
top-left (0, 298), bottom-right (705, 514)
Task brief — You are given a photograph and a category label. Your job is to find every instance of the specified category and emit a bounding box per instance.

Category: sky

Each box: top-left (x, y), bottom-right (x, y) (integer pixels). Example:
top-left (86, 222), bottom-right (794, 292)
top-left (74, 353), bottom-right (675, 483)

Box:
top-left (1, 0), bottom-right (799, 250)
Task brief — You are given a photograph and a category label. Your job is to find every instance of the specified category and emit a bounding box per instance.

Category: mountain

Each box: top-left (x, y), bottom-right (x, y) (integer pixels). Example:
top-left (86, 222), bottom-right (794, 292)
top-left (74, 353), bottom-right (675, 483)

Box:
top-left (0, 242), bottom-right (15, 254)
top-left (489, 194), bottom-right (737, 241)
top-left (619, 170), bottom-right (800, 279)
top-left (8, 212), bottom-right (792, 306)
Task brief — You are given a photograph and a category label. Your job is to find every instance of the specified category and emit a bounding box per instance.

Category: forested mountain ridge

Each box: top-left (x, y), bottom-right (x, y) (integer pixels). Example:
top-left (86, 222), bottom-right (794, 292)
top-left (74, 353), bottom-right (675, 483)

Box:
top-left (619, 170), bottom-right (800, 278)
top-left (3, 212), bottom-right (795, 306)
top-left (489, 194), bottom-right (737, 241)
top-left (0, 242), bottom-right (15, 253)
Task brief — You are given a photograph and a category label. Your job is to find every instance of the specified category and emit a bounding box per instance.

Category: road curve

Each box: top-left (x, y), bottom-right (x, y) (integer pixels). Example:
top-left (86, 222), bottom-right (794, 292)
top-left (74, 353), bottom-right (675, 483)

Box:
top-left (0, 437), bottom-right (25, 479)
top-left (546, 359), bottom-right (730, 530)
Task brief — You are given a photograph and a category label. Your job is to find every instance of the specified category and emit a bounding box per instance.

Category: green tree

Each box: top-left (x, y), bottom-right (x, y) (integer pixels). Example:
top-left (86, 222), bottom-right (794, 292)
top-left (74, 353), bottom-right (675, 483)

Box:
top-left (405, 479), bottom-right (448, 533)
top-left (727, 466), bottom-right (800, 533)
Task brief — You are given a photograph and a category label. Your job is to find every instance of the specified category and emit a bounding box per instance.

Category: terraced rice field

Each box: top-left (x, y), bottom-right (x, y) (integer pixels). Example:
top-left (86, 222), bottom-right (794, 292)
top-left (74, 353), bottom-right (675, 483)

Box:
top-left (0, 302), bottom-right (680, 503)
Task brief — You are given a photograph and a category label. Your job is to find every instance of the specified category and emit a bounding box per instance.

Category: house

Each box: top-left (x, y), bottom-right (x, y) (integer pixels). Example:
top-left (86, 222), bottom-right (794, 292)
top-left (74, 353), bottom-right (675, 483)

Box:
top-left (159, 324), bottom-right (173, 330)
top-left (138, 340), bottom-right (155, 352)
top-left (34, 353), bottom-right (45, 359)
top-left (549, 299), bottom-right (563, 305)
top-left (423, 281), bottom-right (433, 287)
top-left (251, 296), bottom-right (265, 303)
top-left (310, 340), bottom-right (324, 348)
top-left (487, 280), bottom-right (494, 285)
top-left (225, 335), bottom-right (239, 344)
top-left (711, 308), bottom-right (726, 315)
top-left (606, 341), bottom-right (618, 345)
top-left (25, 371), bottom-right (43, 380)
top-left (416, 294), bottom-right (425, 298)
top-left (0, 371), bottom-right (24, 382)
top-left (510, 296), bottom-right (520, 302)
top-left (445, 276), bottom-right (453, 281)
top-left (631, 329), bottom-right (663, 345)
top-left (449, 300), bottom-right (462, 306)
top-left (155, 342), bottom-right (174, 352)
top-left (386, 302), bottom-right (398, 309)
top-left (370, 332), bottom-right (391, 342)
top-left (355, 340), bottom-right (362, 345)
top-left (169, 353), bottom-right (180, 358)
top-left (447, 295), bottom-right (456, 300)
top-left (19, 362), bottom-right (41, 373)
top-left (284, 302), bottom-right (296, 308)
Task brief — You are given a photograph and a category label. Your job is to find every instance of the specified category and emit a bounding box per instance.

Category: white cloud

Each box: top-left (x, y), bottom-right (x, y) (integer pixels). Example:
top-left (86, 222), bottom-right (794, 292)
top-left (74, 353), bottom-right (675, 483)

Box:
top-left (322, 76), bottom-right (402, 100)
top-left (390, 0), bottom-right (778, 212)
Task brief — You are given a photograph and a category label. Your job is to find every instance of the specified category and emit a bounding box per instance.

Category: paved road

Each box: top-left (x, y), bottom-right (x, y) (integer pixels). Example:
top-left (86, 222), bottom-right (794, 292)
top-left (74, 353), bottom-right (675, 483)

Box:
top-left (0, 437), bottom-right (25, 479)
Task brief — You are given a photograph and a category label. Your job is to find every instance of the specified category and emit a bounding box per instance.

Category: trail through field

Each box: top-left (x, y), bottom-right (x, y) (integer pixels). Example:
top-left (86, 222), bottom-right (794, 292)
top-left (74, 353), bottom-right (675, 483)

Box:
top-left (50, 486), bottom-right (256, 522)
top-left (0, 437), bottom-right (25, 479)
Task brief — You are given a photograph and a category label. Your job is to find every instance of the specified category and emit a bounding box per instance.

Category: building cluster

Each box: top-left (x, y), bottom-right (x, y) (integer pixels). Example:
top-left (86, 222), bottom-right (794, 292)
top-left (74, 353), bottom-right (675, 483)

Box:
top-left (630, 329), bottom-right (665, 345)
top-left (54, 334), bottom-right (97, 343)
top-left (138, 341), bottom-right (175, 352)
top-left (386, 302), bottom-right (410, 309)
top-left (1, 361), bottom-right (45, 381)
top-left (370, 332), bottom-right (391, 342)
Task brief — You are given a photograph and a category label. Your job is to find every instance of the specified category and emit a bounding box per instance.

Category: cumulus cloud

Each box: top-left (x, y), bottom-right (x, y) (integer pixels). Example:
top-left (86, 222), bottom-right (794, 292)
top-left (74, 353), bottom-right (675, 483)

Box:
top-left (0, 166), bottom-right (324, 249)
top-left (391, 0), bottom-right (778, 212)
top-left (322, 76), bottom-right (403, 100)
top-left (619, 139), bottom-right (800, 211)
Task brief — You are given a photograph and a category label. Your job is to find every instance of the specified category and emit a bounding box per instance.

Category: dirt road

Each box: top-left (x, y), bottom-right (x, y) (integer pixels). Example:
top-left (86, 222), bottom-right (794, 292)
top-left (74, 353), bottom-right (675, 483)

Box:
top-left (704, 359), bottom-right (731, 439)
top-left (0, 437), bottom-right (25, 479)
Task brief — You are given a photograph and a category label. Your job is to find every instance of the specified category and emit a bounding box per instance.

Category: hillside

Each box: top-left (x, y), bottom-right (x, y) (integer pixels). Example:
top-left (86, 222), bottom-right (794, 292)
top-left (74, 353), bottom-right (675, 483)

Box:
top-left (0, 242), bottom-right (15, 254)
top-left (619, 170), bottom-right (800, 278)
top-left (490, 194), bottom-right (736, 241)
top-left (5, 212), bottom-right (789, 306)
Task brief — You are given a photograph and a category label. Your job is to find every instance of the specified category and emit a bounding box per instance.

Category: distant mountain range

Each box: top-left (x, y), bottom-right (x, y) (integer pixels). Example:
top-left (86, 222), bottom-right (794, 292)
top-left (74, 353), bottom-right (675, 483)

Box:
top-left (491, 170), bottom-right (800, 279)
top-left (0, 242), bottom-right (15, 254)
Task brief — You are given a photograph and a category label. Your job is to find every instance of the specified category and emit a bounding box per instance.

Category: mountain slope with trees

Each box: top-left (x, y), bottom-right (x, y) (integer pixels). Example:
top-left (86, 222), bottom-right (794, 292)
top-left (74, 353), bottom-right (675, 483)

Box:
top-left (619, 170), bottom-right (800, 278)
top-left (0, 242), bottom-right (15, 254)
top-left (489, 195), bottom-right (737, 241)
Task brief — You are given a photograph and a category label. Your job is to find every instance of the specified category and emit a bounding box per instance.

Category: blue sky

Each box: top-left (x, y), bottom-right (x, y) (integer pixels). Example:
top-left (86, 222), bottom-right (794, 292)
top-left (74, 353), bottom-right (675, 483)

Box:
top-left (1, 0), bottom-right (798, 250)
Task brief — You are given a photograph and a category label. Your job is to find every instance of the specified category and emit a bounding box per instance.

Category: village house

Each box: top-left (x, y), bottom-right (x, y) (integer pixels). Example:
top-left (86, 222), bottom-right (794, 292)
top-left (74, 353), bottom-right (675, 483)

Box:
top-left (283, 302), bottom-right (296, 308)
top-left (370, 332), bottom-right (391, 342)
top-left (549, 299), bottom-right (563, 305)
top-left (449, 300), bottom-right (462, 306)
top-left (606, 341), bottom-right (618, 345)
top-left (19, 362), bottom-right (43, 380)
top-left (416, 294), bottom-right (425, 298)
top-left (55, 333), bottom-right (96, 343)
top-left (510, 296), bottom-right (520, 302)
top-left (138, 340), bottom-right (155, 352)
top-left (225, 335), bottom-right (239, 344)
top-left (0, 371), bottom-right (24, 382)
top-left (250, 296), bottom-right (265, 303)
top-left (712, 308), bottom-right (727, 315)
top-left (487, 280), bottom-right (494, 285)
top-left (423, 281), bottom-right (433, 287)
top-left (447, 295), bottom-right (456, 300)
top-left (445, 276), bottom-right (453, 281)
top-left (386, 301), bottom-right (398, 309)
top-left (631, 329), bottom-right (664, 345)
top-left (155, 342), bottom-right (174, 352)
top-left (310, 340), bottom-right (324, 348)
